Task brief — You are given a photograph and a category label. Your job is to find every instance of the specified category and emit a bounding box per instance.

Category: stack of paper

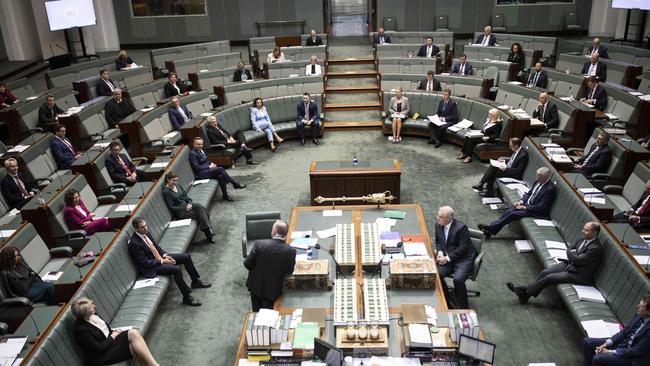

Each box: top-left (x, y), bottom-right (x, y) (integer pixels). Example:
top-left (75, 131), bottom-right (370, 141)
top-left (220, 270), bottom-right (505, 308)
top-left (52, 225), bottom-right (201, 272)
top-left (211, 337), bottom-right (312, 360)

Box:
top-left (573, 285), bottom-right (606, 304)
top-left (42, 271), bottom-right (64, 282)
top-left (254, 309), bottom-right (280, 327)
top-left (545, 240), bottom-right (567, 250)
top-left (290, 238), bottom-right (317, 249)
top-left (133, 277), bottom-right (159, 289)
top-left (465, 129), bottom-right (484, 138)
top-left (403, 242), bottom-right (429, 257)
top-left (490, 159), bottom-right (507, 169)
top-left (514, 240), bottom-right (533, 253)
top-left (316, 227), bottom-right (336, 239)
top-left (547, 249), bottom-right (568, 261)
top-left (427, 115), bottom-right (445, 126)
top-left (323, 210), bottom-right (342, 217)
top-left (192, 179), bottom-right (210, 186)
top-left (481, 197), bottom-right (503, 205)
top-left (407, 323), bottom-right (432, 347)
top-left (376, 217), bottom-right (396, 232)
top-left (581, 320), bottom-right (620, 338)
top-left (498, 177), bottom-right (524, 184)
top-left (534, 219), bottom-right (555, 227)
top-left (291, 230), bottom-right (312, 239)
top-left (380, 231), bottom-right (401, 248)
top-left (168, 219), bottom-right (192, 228)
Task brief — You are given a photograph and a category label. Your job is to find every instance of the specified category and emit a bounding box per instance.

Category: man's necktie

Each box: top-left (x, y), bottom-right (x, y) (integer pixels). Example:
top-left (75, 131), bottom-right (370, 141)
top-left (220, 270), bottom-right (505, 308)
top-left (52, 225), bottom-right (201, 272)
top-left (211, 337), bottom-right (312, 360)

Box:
top-left (304, 103), bottom-right (309, 120)
top-left (592, 48), bottom-right (598, 56)
top-left (427, 80), bottom-right (432, 92)
top-left (444, 225), bottom-right (450, 241)
top-left (117, 156), bottom-right (132, 175)
top-left (507, 151), bottom-right (517, 168)
top-left (533, 73), bottom-right (539, 86)
top-left (625, 319), bottom-right (645, 347)
top-left (540, 106), bottom-right (546, 122)
top-left (460, 65), bottom-right (465, 75)
top-left (589, 87), bottom-right (596, 100)
top-left (14, 176), bottom-right (28, 197)
top-left (178, 107), bottom-right (189, 122)
top-left (527, 183), bottom-right (541, 205)
top-left (144, 235), bottom-right (163, 262)
top-left (636, 195), bottom-right (650, 215)
top-left (427, 46), bottom-right (431, 57)
top-left (311, 64), bottom-right (316, 74)
top-left (577, 240), bottom-right (587, 253)
top-left (582, 146), bottom-right (599, 165)
top-left (482, 35), bottom-right (490, 46)
top-left (62, 138), bottom-right (76, 154)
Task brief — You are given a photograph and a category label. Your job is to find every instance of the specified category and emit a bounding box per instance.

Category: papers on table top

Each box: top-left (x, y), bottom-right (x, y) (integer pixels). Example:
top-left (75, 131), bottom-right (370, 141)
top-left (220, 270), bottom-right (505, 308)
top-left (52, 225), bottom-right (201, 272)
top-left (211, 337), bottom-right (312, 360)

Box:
top-left (633, 255), bottom-right (650, 267)
top-left (545, 240), bottom-right (567, 250)
top-left (464, 129), bottom-right (484, 138)
top-left (573, 285), bottom-right (606, 303)
top-left (550, 154), bottom-right (573, 163)
top-left (530, 118), bottom-right (545, 126)
top-left (0, 230), bottom-right (16, 238)
top-left (192, 179), bottom-right (209, 185)
top-left (162, 131), bottom-right (179, 140)
top-left (150, 161), bottom-right (168, 169)
top-left (605, 113), bottom-right (619, 120)
top-left (534, 219), bottom-right (555, 227)
top-left (559, 96), bottom-right (574, 102)
top-left (376, 217), bottom-right (397, 232)
top-left (254, 308), bottom-right (280, 327)
top-left (581, 320), bottom-right (620, 338)
top-left (380, 231), bottom-right (401, 248)
top-left (628, 91), bottom-right (643, 96)
top-left (497, 105), bottom-right (511, 110)
top-left (323, 209), bottom-right (342, 217)
top-left (0, 337), bottom-right (27, 358)
top-left (168, 219), bottom-right (192, 228)
top-left (115, 204), bottom-right (136, 212)
top-left (133, 277), bottom-right (159, 289)
top-left (381, 253), bottom-right (405, 263)
top-left (407, 323), bottom-right (432, 345)
top-left (290, 238), bottom-right (317, 249)
top-left (7, 145), bottom-right (29, 153)
top-left (640, 94), bottom-right (650, 101)
top-left (41, 271), bottom-right (63, 282)
top-left (295, 253), bottom-right (309, 261)
top-left (481, 197), bottom-right (503, 205)
top-left (456, 119), bottom-right (474, 129)
top-left (508, 183), bottom-right (530, 196)
top-left (515, 240), bottom-right (533, 253)
top-left (291, 230), bottom-right (312, 239)
top-left (403, 242), bottom-right (429, 257)
top-left (25, 96), bottom-right (38, 101)
top-left (188, 91), bottom-right (197, 95)
top-left (7, 209), bottom-right (20, 216)
top-left (490, 159), bottom-right (507, 169)
top-left (200, 112), bottom-right (214, 117)
top-left (584, 197), bottom-right (606, 205)
top-left (316, 227), bottom-right (337, 239)
top-left (578, 188), bottom-right (603, 195)
top-left (508, 81), bottom-right (523, 85)
top-left (140, 106), bottom-right (154, 112)
top-left (547, 249), bottom-right (568, 260)
top-left (427, 115), bottom-right (445, 126)
top-left (582, 102), bottom-right (595, 108)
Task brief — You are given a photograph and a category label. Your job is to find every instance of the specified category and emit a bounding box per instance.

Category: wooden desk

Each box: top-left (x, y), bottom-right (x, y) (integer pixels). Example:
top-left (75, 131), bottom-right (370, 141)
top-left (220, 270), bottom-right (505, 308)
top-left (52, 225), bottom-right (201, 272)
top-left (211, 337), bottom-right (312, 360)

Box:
top-left (309, 160), bottom-right (401, 205)
top-left (605, 223), bottom-right (650, 277)
top-left (563, 173), bottom-right (614, 221)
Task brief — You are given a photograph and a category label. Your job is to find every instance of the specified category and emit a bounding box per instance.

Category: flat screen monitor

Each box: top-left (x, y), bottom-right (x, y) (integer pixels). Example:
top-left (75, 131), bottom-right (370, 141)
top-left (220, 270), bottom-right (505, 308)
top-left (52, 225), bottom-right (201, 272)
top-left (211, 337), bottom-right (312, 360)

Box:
top-left (45, 0), bottom-right (97, 31)
top-left (458, 334), bottom-right (496, 364)
top-left (612, 0), bottom-right (650, 10)
top-left (314, 338), bottom-right (343, 366)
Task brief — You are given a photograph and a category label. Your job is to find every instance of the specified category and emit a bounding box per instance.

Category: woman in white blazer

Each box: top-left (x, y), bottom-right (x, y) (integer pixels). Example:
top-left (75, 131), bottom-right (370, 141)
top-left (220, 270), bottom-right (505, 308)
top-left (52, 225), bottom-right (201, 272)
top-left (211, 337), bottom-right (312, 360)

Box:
top-left (305, 55), bottom-right (322, 75)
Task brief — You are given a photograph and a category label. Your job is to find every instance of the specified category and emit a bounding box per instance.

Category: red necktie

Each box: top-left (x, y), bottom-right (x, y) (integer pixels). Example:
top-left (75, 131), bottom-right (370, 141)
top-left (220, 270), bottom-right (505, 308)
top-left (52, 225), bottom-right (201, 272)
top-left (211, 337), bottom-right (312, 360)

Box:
top-left (117, 156), bottom-right (132, 175)
top-left (14, 176), bottom-right (28, 197)
top-left (61, 138), bottom-right (76, 154)
top-left (637, 196), bottom-right (650, 215)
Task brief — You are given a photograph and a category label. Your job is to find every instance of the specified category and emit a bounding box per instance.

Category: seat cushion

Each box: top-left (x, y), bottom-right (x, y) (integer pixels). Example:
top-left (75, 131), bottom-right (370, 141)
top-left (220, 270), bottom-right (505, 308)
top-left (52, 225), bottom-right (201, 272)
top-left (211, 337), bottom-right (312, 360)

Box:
top-left (109, 276), bottom-right (170, 332)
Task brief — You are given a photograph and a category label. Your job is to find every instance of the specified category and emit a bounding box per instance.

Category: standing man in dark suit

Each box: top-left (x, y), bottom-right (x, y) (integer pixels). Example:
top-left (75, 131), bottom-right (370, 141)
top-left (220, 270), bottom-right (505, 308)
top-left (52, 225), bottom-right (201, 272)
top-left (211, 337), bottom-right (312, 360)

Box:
top-left (573, 131), bottom-right (612, 178)
top-left (417, 37), bottom-right (440, 58)
top-left (305, 30), bottom-right (323, 46)
top-left (611, 180), bottom-right (650, 230)
top-left (244, 220), bottom-right (296, 311)
top-left (373, 28), bottom-right (391, 44)
top-left (475, 26), bottom-right (497, 46)
top-left (105, 89), bottom-right (136, 127)
top-left (581, 54), bottom-right (607, 82)
top-left (473, 137), bottom-right (528, 197)
top-left (434, 206), bottom-right (476, 309)
top-left (37, 94), bottom-right (64, 130)
top-left (205, 116), bottom-right (258, 165)
top-left (51, 124), bottom-right (82, 170)
top-left (507, 222), bottom-right (603, 304)
top-left (296, 92), bottom-right (321, 146)
top-left (428, 88), bottom-right (459, 147)
top-left (1, 158), bottom-right (35, 209)
top-left (586, 37), bottom-right (609, 59)
top-left (189, 137), bottom-right (246, 202)
top-left (532, 92), bottom-right (560, 131)
top-left (479, 167), bottom-right (556, 239)
top-left (580, 77), bottom-right (608, 111)
top-left (105, 141), bottom-right (146, 186)
top-left (417, 70), bottom-right (442, 92)
top-left (233, 62), bottom-right (253, 82)
top-left (450, 54), bottom-right (474, 76)
top-left (527, 62), bottom-right (548, 89)
top-left (163, 72), bottom-right (188, 98)
top-left (167, 96), bottom-right (192, 130)
top-left (128, 217), bottom-right (210, 306)
top-left (583, 293), bottom-right (650, 366)
top-left (96, 69), bottom-right (117, 97)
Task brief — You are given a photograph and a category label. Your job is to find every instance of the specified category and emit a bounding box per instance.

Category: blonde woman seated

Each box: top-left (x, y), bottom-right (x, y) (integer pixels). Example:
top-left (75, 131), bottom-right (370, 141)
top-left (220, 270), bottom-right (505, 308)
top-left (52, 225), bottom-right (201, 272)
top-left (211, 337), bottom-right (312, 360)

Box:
top-left (267, 47), bottom-right (285, 64)
top-left (251, 97), bottom-right (283, 152)
top-left (388, 87), bottom-right (409, 143)
top-left (305, 55), bottom-right (322, 75)
top-left (458, 108), bottom-right (502, 163)
top-left (72, 297), bottom-right (159, 366)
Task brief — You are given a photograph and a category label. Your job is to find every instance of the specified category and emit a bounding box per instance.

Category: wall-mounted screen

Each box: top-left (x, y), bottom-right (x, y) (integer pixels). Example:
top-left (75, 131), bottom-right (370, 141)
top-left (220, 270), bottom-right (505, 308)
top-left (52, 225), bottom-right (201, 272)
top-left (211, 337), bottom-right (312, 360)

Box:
top-left (130, 0), bottom-right (207, 17)
top-left (45, 0), bottom-right (97, 31)
top-left (612, 0), bottom-right (650, 10)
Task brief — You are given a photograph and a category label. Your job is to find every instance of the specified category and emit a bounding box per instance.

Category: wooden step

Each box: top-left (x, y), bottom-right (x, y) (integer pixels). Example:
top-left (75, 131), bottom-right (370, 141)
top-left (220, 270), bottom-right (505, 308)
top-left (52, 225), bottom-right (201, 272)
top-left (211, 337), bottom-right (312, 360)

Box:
top-left (324, 102), bottom-right (381, 111)
top-left (326, 71), bottom-right (377, 78)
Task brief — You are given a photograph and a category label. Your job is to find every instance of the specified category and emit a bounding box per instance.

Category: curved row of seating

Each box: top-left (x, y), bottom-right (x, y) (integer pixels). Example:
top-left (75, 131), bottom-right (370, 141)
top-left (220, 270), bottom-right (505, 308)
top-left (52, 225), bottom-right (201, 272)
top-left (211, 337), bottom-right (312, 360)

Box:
top-left (380, 74), bottom-right (490, 99)
top-left (149, 40), bottom-right (231, 72)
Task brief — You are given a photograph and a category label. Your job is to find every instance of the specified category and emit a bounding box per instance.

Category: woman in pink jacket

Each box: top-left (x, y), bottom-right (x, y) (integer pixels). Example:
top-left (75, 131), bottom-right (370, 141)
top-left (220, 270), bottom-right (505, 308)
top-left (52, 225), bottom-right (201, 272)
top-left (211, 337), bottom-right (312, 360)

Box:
top-left (63, 189), bottom-right (110, 235)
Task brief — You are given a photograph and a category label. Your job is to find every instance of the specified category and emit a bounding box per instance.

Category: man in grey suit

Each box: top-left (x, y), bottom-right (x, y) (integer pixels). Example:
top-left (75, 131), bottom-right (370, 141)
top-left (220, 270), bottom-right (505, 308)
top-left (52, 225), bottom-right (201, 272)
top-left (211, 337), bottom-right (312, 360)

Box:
top-left (507, 222), bottom-right (603, 304)
top-left (417, 70), bottom-right (442, 92)
top-left (244, 220), bottom-right (296, 311)
top-left (435, 206), bottom-right (476, 309)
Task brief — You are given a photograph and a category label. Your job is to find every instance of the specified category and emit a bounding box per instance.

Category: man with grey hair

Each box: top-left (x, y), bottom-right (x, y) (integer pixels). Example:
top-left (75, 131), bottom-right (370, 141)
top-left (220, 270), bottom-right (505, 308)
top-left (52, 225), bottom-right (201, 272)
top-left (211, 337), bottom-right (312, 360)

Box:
top-left (573, 131), bottom-right (612, 178)
top-left (532, 92), bottom-right (559, 131)
top-left (305, 30), bottom-right (323, 46)
top-left (1, 158), bottom-right (35, 209)
top-left (475, 25), bottom-right (496, 46)
top-left (244, 220), bottom-right (296, 311)
top-left (104, 88), bottom-right (135, 127)
top-left (507, 222), bottom-right (603, 304)
top-left (479, 166), bottom-right (556, 238)
top-left (435, 206), bottom-right (476, 309)
top-left (205, 115), bottom-right (258, 165)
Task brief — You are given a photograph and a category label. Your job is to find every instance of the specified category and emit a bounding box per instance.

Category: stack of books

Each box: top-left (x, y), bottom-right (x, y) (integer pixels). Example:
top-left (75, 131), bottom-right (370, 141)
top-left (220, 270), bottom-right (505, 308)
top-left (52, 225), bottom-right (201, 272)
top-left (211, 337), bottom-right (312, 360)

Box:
top-left (244, 311), bottom-right (292, 347)
top-left (447, 312), bottom-right (480, 343)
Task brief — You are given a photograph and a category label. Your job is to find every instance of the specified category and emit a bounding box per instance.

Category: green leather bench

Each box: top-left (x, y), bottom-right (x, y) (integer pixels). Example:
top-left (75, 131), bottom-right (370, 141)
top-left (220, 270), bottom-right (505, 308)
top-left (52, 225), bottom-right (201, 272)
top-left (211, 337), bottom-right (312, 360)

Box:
top-left (471, 32), bottom-right (558, 61)
top-left (380, 74), bottom-right (489, 99)
top-left (220, 75), bottom-right (324, 107)
top-left (5, 78), bottom-right (36, 100)
top-left (45, 58), bottom-right (117, 89)
top-left (604, 161), bottom-right (650, 214)
top-left (169, 52), bottom-right (243, 80)
top-left (149, 40), bottom-right (231, 72)
top-left (378, 58), bottom-right (439, 75)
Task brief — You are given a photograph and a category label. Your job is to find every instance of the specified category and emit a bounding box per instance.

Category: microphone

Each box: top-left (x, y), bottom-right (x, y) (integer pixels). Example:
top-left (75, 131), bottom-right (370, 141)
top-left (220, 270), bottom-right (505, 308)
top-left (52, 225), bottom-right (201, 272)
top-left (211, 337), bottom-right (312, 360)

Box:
top-left (140, 96), bottom-right (146, 109)
top-left (49, 45), bottom-right (54, 58)
top-left (94, 232), bottom-right (104, 253)
top-left (572, 171), bottom-right (580, 188)
top-left (55, 44), bottom-right (66, 53)
top-left (314, 243), bottom-right (342, 275)
top-left (25, 307), bottom-right (41, 337)
top-left (621, 222), bottom-right (631, 246)
top-left (138, 180), bottom-right (145, 199)
top-left (370, 255), bottom-right (384, 279)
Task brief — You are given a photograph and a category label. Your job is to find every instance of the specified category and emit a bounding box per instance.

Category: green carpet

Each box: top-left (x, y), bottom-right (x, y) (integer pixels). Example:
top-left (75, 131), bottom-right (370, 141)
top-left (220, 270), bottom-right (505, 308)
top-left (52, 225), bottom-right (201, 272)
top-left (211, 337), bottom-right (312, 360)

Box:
top-left (144, 131), bottom-right (584, 366)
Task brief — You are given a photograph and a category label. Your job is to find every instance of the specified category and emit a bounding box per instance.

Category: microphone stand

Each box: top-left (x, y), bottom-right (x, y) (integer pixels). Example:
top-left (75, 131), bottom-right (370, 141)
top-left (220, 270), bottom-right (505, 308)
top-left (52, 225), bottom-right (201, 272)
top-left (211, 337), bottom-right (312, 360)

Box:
top-left (314, 244), bottom-right (342, 276)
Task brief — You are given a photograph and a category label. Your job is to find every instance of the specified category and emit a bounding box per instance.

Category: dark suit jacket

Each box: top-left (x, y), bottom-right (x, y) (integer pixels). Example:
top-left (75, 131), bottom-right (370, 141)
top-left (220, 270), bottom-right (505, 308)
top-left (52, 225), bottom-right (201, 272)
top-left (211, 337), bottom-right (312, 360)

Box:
top-left (373, 34), bottom-right (391, 44)
top-left (564, 238), bottom-right (603, 280)
top-left (451, 63), bottom-right (474, 76)
top-left (115, 57), bottom-right (133, 70)
top-left (74, 317), bottom-right (125, 366)
top-left (480, 121), bottom-right (502, 143)
top-left (581, 61), bottom-right (607, 82)
top-left (527, 70), bottom-right (548, 89)
top-left (583, 85), bottom-right (608, 111)
top-left (95, 79), bottom-right (116, 97)
top-left (37, 103), bottom-right (63, 128)
top-left (609, 314), bottom-right (650, 363)
top-left (105, 153), bottom-right (136, 184)
top-left (417, 44), bottom-right (440, 58)
top-left (630, 192), bottom-right (650, 225)
top-left (532, 103), bottom-right (559, 129)
top-left (521, 180), bottom-right (556, 218)
top-left (305, 36), bottom-right (323, 46)
top-left (233, 69), bottom-right (253, 82)
top-left (417, 78), bottom-right (442, 92)
top-left (475, 34), bottom-right (497, 46)
top-left (168, 105), bottom-right (192, 130)
top-left (296, 101), bottom-right (319, 123)
top-left (507, 52), bottom-right (525, 70)
top-left (104, 98), bottom-right (135, 125)
top-left (1, 172), bottom-right (32, 209)
top-left (436, 99), bottom-right (459, 125)
top-left (189, 149), bottom-right (211, 179)
top-left (434, 219), bottom-right (476, 264)
top-left (244, 238), bottom-right (296, 300)
top-left (576, 143), bottom-right (612, 177)
top-left (163, 81), bottom-right (187, 98)
top-left (587, 46), bottom-right (609, 59)
top-left (51, 137), bottom-right (77, 170)
top-left (504, 148), bottom-right (529, 180)
top-left (206, 125), bottom-right (232, 145)
top-left (163, 185), bottom-right (192, 219)
top-left (128, 232), bottom-right (168, 278)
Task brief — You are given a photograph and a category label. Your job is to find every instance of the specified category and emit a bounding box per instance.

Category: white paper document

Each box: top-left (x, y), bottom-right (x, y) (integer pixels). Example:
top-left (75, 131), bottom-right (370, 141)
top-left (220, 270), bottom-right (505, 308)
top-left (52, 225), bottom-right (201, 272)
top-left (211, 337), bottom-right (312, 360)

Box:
top-left (490, 159), bottom-right (507, 169)
top-left (547, 249), bottom-right (568, 260)
top-left (391, 113), bottom-right (406, 119)
top-left (481, 197), bottom-right (503, 204)
top-left (578, 188), bottom-right (603, 195)
top-left (605, 113), bottom-right (618, 120)
top-left (200, 112), bottom-right (214, 117)
top-left (0, 337), bottom-right (26, 358)
top-left (192, 179), bottom-right (209, 185)
top-left (316, 227), bottom-right (337, 239)
top-left (140, 107), bottom-right (154, 112)
top-left (447, 125), bottom-right (461, 133)
top-left (7, 145), bottom-right (29, 153)
top-left (162, 131), bottom-right (179, 140)
top-left (168, 219), bottom-right (192, 228)
top-left (133, 277), bottom-right (159, 289)
top-left (112, 326), bottom-right (134, 332)
top-left (508, 183), bottom-right (530, 195)
top-left (427, 115), bottom-right (445, 126)
top-left (295, 253), bottom-right (309, 261)
top-left (403, 242), bottom-right (429, 257)
top-left (534, 219), bottom-right (555, 227)
top-left (323, 210), bottom-right (343, 217)
top-left (515, 240), bottom-right (533, 253)
top-left (254, 308), bottom-right (280, 327)
top-left (573, 285), bottom-right (606, 303)
top-left (581, 320), bottom-right (620, 338)
top-left (456, 119), bottom-right (474, 129)
top-left (465, 130), bottom-right (484, 138)
top-left (584, 197), bottom-right (606, 205)
top-left (291, 230), bottom-right (312, 239)
top-left (41, 271), bottom-right (63, 282)
top-left (407, 324), bottom-right (432, 346)
top-left (530, 118), bottom-right (545, 126)
top-left (115, 204), bottom-right (136, 212)
top-left (633, 255), bottom-right (650, 266)
top-left (150, 161), bottom-right (168, 169)
top-left (498, 177), bottom-right (524, 184)
top-left (7, 209), bottom-right (20, 216)
top-left (0, 230), bottom-right (15, 238)
top-left (545, 240), bottom-right (567, 250)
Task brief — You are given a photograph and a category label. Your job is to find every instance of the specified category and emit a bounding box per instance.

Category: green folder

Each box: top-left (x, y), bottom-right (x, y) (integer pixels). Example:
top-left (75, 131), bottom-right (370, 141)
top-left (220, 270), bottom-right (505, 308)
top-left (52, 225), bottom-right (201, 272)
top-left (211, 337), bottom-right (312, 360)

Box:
top-left (384, 210), bottom-right (406, 219)
top-left (292, 322), bottom-right (319, 350)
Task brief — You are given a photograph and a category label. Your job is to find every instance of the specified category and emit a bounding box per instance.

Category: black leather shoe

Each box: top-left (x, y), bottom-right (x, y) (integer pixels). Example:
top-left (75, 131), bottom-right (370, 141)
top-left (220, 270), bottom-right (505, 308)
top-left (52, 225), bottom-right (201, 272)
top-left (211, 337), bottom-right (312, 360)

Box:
top-left (300, 138), bottom-right (305, 146)
top-left (428, 139), bottom-right (436, 145)
top-left (182, 296), bottom-right (202, 306)
top-left (479, 191), bottom-right (495, 197)
top-left (482, 229), bottom-right (492, 239)
top-left (506, 282), bottom-right (517, 293)
top-left (234, 183), bottom-right (247, 189)
top-left (507, 283), bottom-right (530, 304)
top-left (204, 230), bottom-right (216, 243)
top-left (471, 184), bottom-right (483, 191)
top-left (223, 195), bottom-right (234, 202)
top-left (191, 279), bottom-right (212, 289)
top-left (246, 159), bottom-right (260, 165)
top-left (478, 224), bottom-right (487, 230)
top-left (435, 141), bottom-right (442, 148)
top-left (312, 138), bottom-right (319, 145)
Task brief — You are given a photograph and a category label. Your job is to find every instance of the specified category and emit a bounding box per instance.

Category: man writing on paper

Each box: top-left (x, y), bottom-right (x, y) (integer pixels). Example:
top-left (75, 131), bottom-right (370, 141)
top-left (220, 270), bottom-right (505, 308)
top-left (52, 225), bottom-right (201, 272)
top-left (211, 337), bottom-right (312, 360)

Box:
top-left (611, 180), bottom-right (650, 230)
top-left (506, 222), bottom-right (603, 304)
top-left (473, 137), bottom-right (528, 197)
top-left (583, 293), bottom-right (650, 365)
top-left (478, 167), bottom-right (556, 239)
top-left (573, 131), bottom-right (612, 178)
top-left (427, 89), bottom-right (459, 147)
top-left (434, 206), bottom-right (475, 309)
top-left (244, 220), bottom-right (296, 311)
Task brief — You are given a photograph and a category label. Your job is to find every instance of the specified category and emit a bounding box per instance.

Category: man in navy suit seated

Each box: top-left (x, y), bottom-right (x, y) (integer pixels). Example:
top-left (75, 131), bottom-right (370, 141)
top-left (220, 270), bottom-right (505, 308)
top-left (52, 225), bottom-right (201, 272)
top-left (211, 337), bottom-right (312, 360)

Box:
top-left (373, 28), bottom-right (391, 44)
top-left (479, 167), bottom-right (556, 239)
top-left (296, 92), bottom-right (321, 146)
top-left (583, 293), bottom-right (650, 366)
top-left (189, 137), bottom-right (246, 202)
top-left (51, 124), bottom-right (82, 170)
top-left (527, 62), bottom-right (548, 89)
top-left (96, 68), bottom-right (117, 97)
top-left (417, 37), bottom-right (440, 58)
top-left (586, 37), bottom-right (609, 59)
top-left (573, 131), bottom-right (612, 178)
top-left (428, 88), bottom-right (459, 147)
top-left (475, 26), bottom-right (497, 46)
top-left (105, 141), bottom-right (146, 186)
top-left (128, 217), bottom-right (210, 307)
top-left (580, 77), bottom-right (608, 111)
top-left (1, 158), bottom-right (35, 209)
top-left (581, 53), bottom-right (607, 82)
top-left (450, 54), bottom-right (474, 76)
top-left (168, 96), bottom-right (193, 130)
top-left (434, 206), bottom-right (476, 309)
